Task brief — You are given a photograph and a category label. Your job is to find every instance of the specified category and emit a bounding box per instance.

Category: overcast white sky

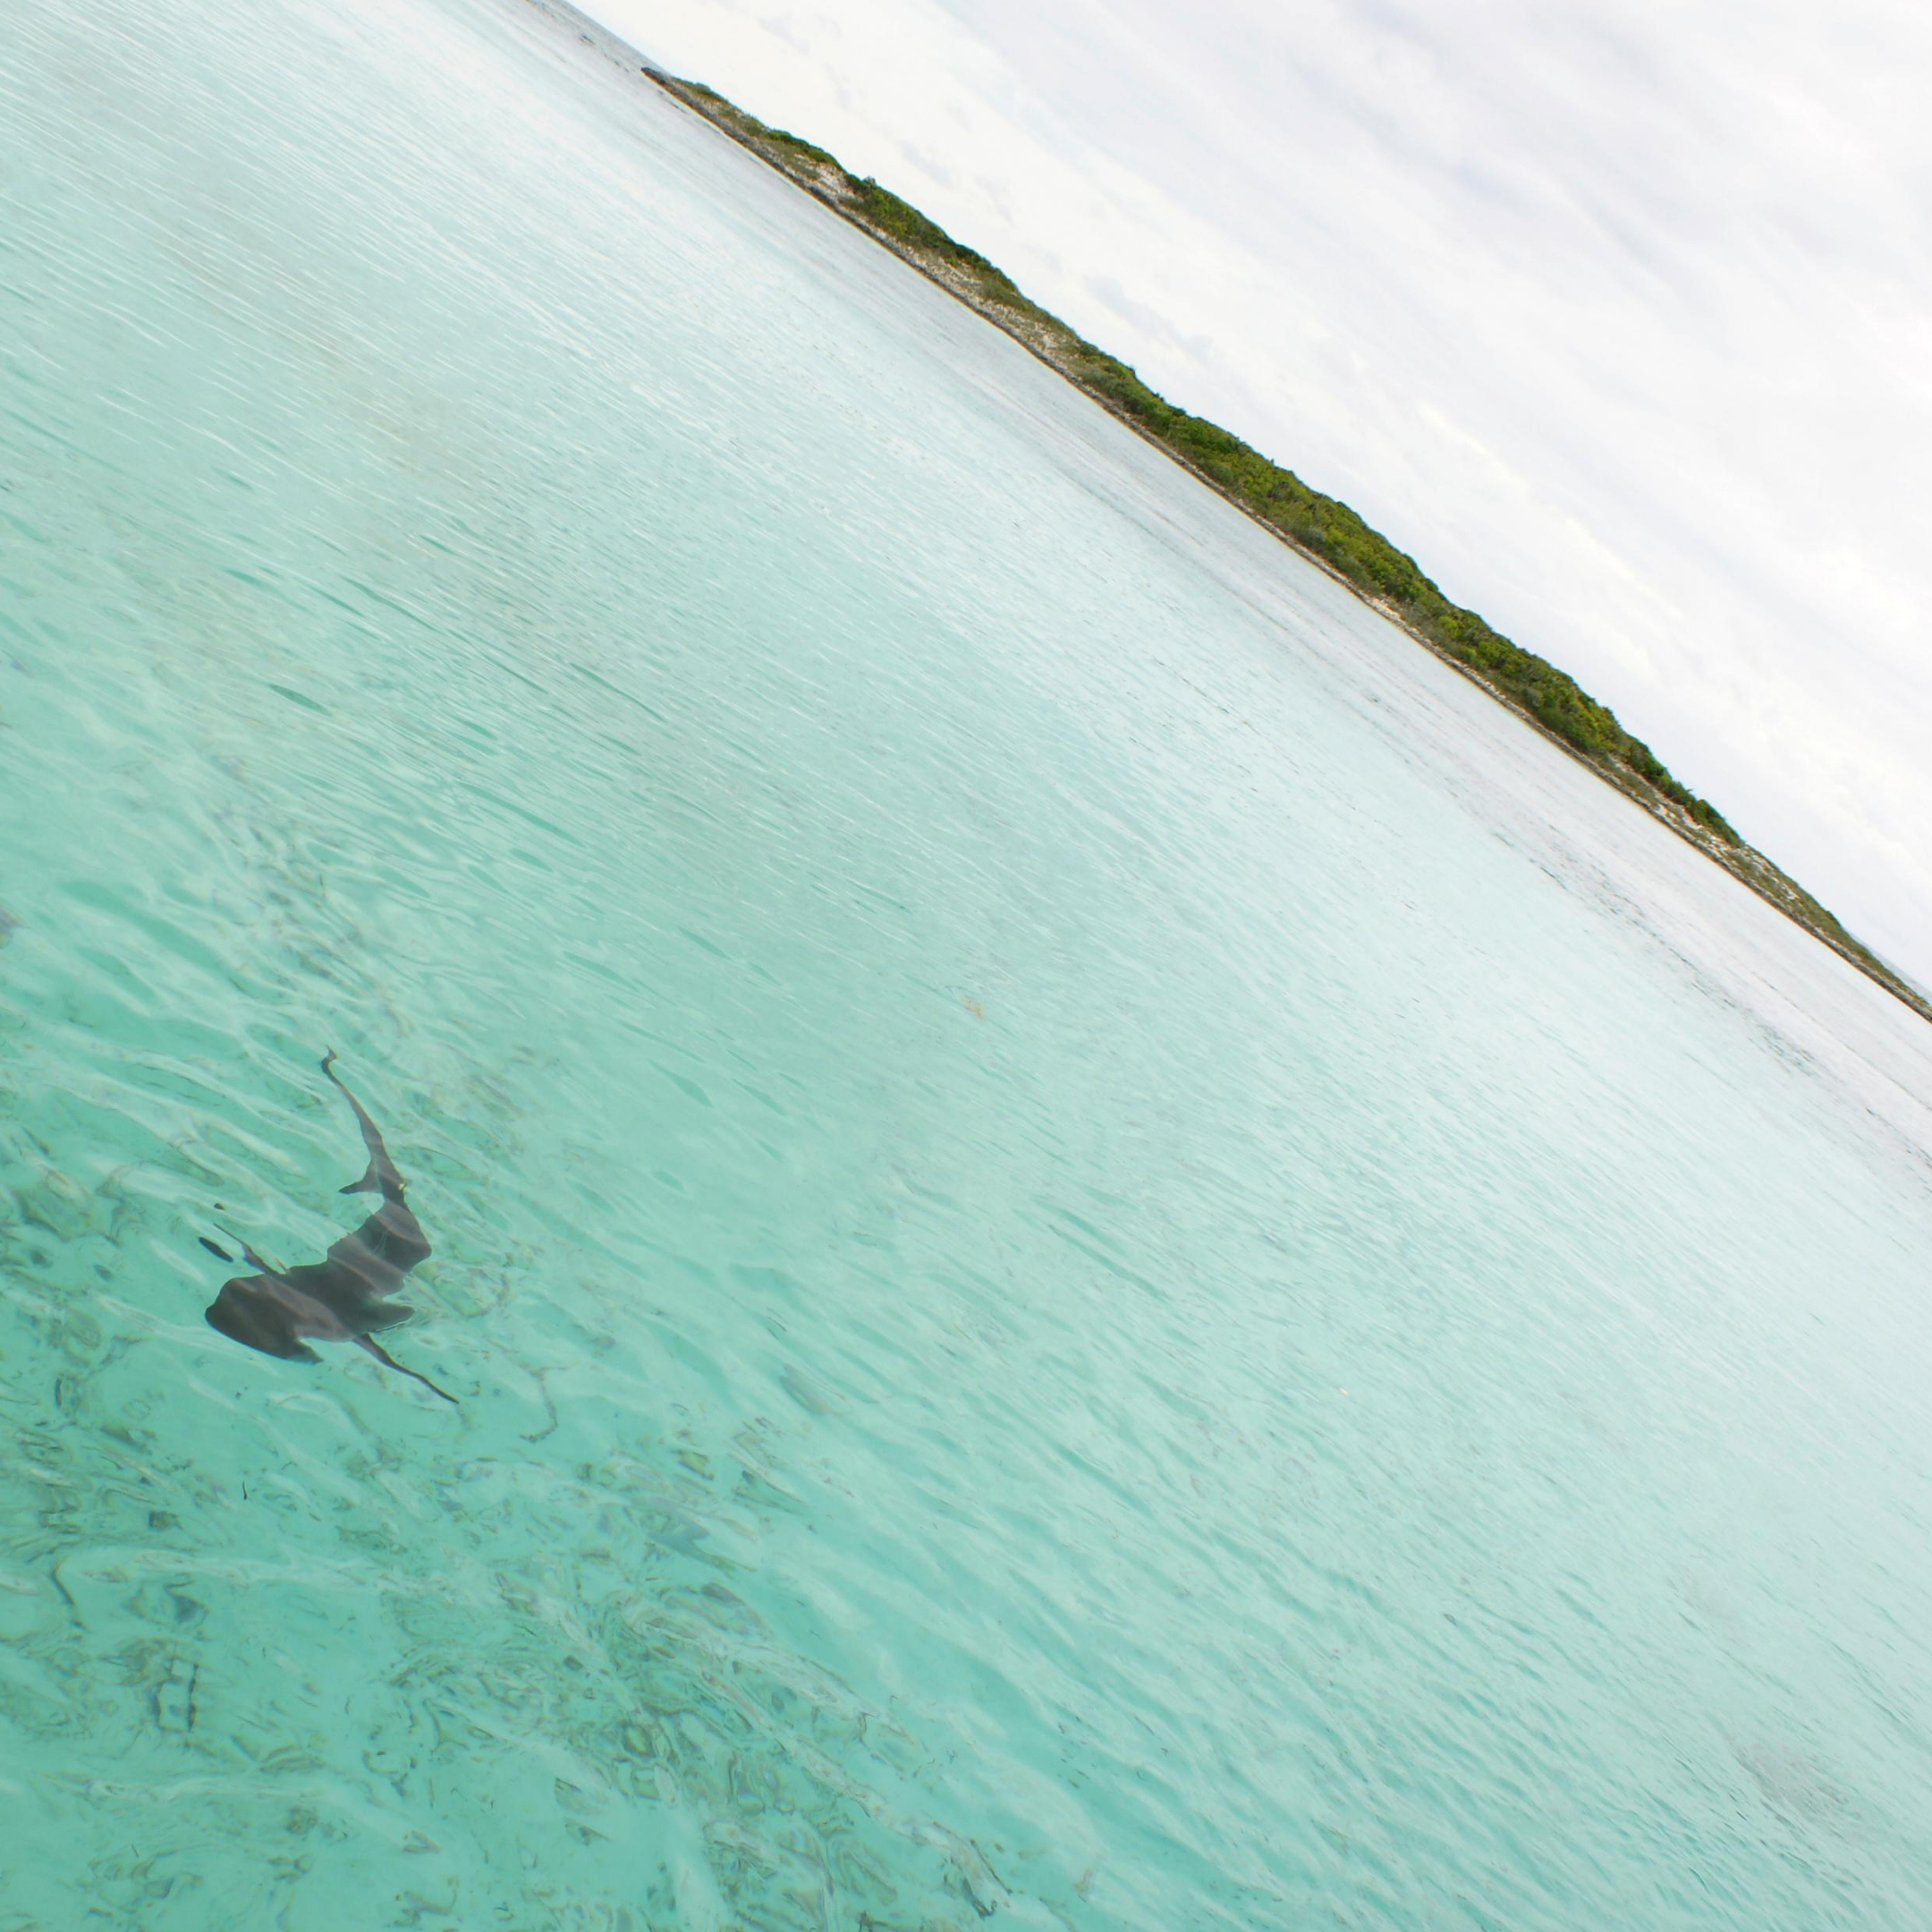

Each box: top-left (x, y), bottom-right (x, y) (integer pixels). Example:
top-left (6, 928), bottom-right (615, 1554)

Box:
top-left (584, 0), bottom-right (1932, 988)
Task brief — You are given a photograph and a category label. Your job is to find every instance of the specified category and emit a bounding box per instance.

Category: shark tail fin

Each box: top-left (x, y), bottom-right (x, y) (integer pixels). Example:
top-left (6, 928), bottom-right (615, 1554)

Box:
top-left (321, 1051), bottom-right (408, 1199)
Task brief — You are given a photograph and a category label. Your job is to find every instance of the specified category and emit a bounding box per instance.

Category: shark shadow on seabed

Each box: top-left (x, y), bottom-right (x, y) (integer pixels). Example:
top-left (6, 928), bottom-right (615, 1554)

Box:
top-left (203, 1053), bottom-right (459, 1403)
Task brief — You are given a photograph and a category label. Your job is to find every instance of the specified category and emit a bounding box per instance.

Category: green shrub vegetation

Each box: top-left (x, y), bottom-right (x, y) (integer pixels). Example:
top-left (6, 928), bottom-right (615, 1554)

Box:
top-left (1058, 339), bottom-right (1742, 839)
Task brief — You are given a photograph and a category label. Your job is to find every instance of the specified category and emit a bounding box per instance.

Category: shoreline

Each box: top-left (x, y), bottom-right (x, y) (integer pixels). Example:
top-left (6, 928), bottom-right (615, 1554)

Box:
top-left (534, 3), bottom-right (1927, 1027)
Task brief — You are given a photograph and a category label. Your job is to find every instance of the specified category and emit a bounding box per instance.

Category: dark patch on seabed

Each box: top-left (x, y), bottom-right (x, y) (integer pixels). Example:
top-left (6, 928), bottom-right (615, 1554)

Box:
top-left (202, 1053), bottom-right (459, 1403)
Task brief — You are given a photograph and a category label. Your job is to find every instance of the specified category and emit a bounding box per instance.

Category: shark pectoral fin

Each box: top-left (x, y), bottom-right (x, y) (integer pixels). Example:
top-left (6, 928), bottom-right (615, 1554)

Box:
top-left (356, 1334), bottom-right (459, 1404)
top-left (215, 1229), bottom-right (283, 1275)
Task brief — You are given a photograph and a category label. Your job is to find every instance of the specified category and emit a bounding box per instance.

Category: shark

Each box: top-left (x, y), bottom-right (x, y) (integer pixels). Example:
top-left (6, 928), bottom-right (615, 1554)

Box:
top-left (203, 1052), bottom-right (458, 1403)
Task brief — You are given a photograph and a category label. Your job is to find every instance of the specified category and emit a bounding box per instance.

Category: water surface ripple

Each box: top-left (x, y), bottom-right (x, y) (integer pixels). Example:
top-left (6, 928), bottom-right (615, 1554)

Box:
top-left (4, 1), bottom-right (1932, 1927)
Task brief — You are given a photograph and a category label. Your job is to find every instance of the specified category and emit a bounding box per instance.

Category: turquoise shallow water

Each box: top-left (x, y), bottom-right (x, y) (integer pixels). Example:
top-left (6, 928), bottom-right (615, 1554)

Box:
top-left (5, 0), bottom-right (1932, 1925)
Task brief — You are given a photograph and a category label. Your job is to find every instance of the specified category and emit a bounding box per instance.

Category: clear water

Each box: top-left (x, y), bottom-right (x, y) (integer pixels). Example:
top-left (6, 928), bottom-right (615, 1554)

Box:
top-left (4, 0), bottom-right (1932, 1926)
